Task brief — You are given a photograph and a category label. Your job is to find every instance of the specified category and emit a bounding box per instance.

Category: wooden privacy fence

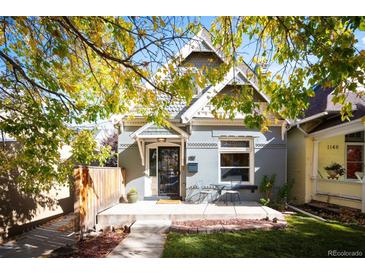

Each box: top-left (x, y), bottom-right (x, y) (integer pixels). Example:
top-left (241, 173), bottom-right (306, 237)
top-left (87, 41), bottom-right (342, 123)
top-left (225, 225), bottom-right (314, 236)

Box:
top-left (74, 166), bottom-right (126, 232)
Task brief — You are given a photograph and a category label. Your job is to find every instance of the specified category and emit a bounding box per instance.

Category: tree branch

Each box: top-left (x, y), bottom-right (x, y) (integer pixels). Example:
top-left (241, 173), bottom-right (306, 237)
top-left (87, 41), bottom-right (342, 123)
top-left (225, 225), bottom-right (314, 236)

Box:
top-left (59, 17), bottom-right (174, 97)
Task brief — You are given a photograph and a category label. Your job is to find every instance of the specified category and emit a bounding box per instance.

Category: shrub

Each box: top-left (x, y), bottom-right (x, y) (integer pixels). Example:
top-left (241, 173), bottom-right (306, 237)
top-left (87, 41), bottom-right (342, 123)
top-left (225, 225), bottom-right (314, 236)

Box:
top-left (100, 130), bottom-right (118, 167)
top-left (277, 179), bottom-right (295, 204)
top-left (259, 174), bottom-right (276, 206)
top-left (259, 198), bottom-right (271, 206)
top-left (272, 179), bottom-right (295, 211)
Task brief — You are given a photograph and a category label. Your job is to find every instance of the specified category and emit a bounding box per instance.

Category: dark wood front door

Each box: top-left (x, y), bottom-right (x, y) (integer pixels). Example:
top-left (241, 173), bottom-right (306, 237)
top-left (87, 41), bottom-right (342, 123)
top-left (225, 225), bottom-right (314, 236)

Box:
top-left (158, 147), bottom-right (180, 197)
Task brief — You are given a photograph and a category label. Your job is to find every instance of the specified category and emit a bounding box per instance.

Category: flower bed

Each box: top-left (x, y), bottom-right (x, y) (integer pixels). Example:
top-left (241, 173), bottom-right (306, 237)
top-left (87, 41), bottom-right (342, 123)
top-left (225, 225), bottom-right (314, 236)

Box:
top-left (49, 229), bottom-right (127, 258)
top-left (298, 201), bottom-right (365, 226)
top-left (171, 218), bottom-right (286, 234)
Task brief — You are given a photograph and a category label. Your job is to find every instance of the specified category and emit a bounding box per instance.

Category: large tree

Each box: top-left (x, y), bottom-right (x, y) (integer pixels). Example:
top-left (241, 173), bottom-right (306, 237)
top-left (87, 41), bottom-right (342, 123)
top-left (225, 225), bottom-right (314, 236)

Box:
top-left (209, 17), bottom-right (365, 128)
top-left (0, 16), bottom-right (200, 193)
top-left (0, 16), bottom-right (364, 193)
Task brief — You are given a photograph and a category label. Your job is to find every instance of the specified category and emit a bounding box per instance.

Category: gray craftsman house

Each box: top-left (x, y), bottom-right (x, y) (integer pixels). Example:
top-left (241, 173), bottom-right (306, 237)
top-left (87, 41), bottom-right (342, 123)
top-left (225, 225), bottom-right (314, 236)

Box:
top-left (116, 29), bottom-right (288, 202)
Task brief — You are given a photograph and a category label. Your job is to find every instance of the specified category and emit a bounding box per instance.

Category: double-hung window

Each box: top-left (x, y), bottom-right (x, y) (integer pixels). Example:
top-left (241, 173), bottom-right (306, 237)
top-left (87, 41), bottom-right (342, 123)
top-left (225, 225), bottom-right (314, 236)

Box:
top-left (219, 139), bottom-right (254, 184)
top-left (345, 131), bottom-right (364, 180)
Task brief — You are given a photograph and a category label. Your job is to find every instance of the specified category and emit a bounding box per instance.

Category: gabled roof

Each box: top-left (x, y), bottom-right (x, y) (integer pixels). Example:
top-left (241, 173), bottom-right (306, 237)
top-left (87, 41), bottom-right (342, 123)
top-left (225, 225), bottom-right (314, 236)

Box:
top-left (133, 28), bottom-right (227, 120)
top-left (186, 28), bottom-right (226, 63)
top-left (154, 28), bottom-right (274, 123)
top-left (126, 28), bottom-right (279, 123)
top-left (180, 67), bottom-right (270, 123)
top-left (147, 28), bottom-right (226, 88)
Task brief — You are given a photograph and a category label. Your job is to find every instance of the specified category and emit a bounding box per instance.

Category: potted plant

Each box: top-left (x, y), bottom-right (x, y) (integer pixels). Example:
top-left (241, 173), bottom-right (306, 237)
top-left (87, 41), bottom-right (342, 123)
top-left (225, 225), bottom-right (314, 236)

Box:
top-left (127, 188), bottom-right (138, 203)
top-left (324, 162), bottom-right (345, 180)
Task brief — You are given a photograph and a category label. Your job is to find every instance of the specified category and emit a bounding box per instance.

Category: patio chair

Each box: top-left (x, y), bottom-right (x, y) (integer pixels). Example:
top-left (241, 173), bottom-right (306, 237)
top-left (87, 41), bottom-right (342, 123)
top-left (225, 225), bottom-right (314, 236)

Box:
top-left (223, 182), bottom-right (241, 205)
top-left (197, 180), bottom-right (215, 203)
top-left (185, 185), bottom-right (199, 203)
top-left (355, 172), bottom-right (364, 183)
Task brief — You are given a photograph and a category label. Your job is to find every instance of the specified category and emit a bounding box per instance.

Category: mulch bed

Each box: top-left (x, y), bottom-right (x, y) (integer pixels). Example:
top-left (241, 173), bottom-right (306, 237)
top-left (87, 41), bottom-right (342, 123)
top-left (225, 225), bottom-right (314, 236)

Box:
top-left (50, 229), bottom-right (127, 258)
top-left (171, 218), bottom-right (287, 234)
top-left (297, 201), bottom-right (365, 226)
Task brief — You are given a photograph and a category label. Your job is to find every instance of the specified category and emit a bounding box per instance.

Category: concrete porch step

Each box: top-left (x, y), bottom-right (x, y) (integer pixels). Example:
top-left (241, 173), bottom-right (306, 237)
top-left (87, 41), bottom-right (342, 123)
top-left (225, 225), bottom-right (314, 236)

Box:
top-left (143, 196), bottom-right (181, 201)
top-left (130, 220), bottom-right (172, 233)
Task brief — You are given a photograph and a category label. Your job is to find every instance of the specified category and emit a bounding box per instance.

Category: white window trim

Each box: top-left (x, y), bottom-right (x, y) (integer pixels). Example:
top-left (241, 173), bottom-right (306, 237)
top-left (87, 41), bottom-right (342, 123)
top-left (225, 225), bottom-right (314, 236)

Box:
top-left (218, 137), bottom-right (254, 185)
top-left (345, 142), bottom-right (364, 181)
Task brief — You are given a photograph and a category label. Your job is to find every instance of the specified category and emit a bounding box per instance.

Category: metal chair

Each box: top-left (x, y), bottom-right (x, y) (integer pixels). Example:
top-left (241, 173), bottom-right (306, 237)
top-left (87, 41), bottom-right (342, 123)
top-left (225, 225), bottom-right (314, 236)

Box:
top-left (197, 180), bottom-right (215, 203)
top-left (224, 182), bottom-right (241, 205)
top-left (185, 185), bottom-right (198, 203)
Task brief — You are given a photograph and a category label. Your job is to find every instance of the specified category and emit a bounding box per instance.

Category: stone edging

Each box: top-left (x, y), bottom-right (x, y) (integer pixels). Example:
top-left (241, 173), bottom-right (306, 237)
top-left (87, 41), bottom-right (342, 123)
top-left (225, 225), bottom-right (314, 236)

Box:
top-left (170, 220), bottom-right (287, 234)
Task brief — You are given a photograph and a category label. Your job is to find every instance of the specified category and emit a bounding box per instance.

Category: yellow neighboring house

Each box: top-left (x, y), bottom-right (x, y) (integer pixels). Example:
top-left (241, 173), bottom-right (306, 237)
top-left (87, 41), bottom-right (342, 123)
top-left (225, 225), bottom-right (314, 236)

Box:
top-left (287, 85), bottom-right (365, 213)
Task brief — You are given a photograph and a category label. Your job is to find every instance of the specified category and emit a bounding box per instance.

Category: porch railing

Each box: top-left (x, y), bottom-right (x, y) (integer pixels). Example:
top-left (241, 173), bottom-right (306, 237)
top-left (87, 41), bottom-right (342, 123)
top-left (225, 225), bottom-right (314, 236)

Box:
top-left (312, 177), bottom-right (365, 212)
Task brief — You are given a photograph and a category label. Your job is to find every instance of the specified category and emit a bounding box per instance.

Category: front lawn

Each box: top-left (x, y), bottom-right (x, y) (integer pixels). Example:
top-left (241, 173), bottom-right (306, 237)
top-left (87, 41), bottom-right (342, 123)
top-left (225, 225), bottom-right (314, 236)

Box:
top-left (162, 214), bottom-right (365, 257)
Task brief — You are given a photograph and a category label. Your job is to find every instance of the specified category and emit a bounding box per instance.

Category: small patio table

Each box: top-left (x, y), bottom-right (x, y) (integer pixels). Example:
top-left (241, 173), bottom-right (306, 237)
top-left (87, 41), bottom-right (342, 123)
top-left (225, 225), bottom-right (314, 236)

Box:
top-left (210, 183), bottom-right (241, 204)
top-left (210, 184), bottom-right (226, 196)
top-left (209, 184), bottom-right (228, 203)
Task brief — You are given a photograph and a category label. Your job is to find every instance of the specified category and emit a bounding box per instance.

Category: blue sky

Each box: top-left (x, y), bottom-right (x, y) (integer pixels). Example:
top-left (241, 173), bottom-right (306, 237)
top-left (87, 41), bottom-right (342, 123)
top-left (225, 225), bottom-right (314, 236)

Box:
top-left (354, 29), bottom-right (365, 50)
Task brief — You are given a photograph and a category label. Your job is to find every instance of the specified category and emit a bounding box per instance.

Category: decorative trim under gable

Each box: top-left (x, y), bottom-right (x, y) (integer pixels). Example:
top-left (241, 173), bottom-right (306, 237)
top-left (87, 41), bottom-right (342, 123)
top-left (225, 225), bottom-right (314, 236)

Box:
top-left (186, 143), bottom-right (218, 149)
top-left (119, 143), bottom-right (138, 149)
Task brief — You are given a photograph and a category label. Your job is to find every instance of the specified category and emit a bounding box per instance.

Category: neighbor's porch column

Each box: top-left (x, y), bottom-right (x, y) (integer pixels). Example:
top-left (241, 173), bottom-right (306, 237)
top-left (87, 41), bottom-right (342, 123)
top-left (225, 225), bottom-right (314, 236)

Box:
top-left (312, 139), bottom-right (319, 197)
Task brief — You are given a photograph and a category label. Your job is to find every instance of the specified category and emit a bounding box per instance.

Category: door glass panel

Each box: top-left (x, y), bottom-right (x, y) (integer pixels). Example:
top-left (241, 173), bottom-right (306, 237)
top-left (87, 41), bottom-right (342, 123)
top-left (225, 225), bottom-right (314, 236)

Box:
top-left (158, 147), bottom-right (180, 196)
top-left (149, 148), bottom-right (157, 176)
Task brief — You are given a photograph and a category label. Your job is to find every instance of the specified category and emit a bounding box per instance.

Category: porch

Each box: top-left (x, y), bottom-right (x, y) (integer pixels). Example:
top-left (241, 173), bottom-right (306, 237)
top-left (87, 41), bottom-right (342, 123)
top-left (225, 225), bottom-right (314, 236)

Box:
top-left (310, 122), bottom-right (365, 212)
top-left (96, 201), bottom-right (284, 228)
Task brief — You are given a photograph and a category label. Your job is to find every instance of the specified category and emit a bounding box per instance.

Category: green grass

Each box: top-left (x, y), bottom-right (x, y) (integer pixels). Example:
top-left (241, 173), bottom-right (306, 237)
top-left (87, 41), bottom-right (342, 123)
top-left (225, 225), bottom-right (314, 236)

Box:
top-left (162, 214), bottom-right (365, 258)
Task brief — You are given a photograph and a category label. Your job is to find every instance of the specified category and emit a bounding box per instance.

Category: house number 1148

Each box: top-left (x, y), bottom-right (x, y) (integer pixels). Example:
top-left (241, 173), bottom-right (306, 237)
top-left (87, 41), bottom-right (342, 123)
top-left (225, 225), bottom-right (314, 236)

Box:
top-left (327, 145), bottom-right (339, 150)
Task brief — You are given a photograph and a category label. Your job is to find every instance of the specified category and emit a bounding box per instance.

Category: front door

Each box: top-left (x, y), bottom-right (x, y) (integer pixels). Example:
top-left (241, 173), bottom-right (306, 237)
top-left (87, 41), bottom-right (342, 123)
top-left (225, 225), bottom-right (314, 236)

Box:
top-left (158, 147), bottom-right (180, 197)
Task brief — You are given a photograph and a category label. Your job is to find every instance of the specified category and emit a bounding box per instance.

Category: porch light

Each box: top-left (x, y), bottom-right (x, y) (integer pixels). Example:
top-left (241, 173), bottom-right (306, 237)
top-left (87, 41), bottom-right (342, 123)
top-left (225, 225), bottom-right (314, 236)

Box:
top-left (157, 138), bottom-right (166, 143)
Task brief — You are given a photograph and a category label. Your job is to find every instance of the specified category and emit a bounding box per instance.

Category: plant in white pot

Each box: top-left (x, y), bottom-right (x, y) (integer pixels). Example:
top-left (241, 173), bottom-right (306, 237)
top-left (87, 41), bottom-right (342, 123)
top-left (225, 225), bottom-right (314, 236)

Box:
top-left (324, 162), bottom-right (345, 180)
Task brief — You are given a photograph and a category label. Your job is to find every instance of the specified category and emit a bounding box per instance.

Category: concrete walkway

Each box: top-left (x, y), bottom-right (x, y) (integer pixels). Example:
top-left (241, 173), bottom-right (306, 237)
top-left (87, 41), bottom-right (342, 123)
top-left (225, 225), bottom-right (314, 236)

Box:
top-left (0, 214), bottom-right (75, 258)
top-left (107, 220), bottom-right (171, 258)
